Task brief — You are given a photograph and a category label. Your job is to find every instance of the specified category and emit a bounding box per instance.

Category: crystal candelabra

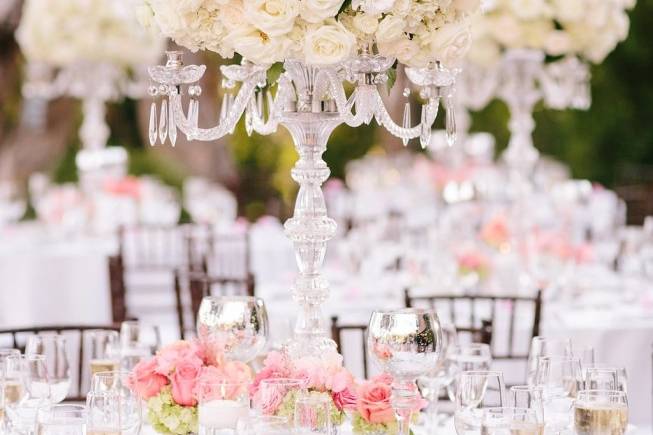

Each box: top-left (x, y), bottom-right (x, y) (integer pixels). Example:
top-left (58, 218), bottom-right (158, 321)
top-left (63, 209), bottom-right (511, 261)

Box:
top-left (148, 50), bottom-right (457, 357)
top-left (22, 61), bottom-right (150, 192)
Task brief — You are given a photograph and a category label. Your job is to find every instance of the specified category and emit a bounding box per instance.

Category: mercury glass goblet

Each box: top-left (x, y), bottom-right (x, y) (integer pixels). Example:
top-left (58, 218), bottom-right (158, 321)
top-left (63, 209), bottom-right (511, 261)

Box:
top-left (368, 308), bottom-right (442, 435)
top-left (197, 296), bottom-right (269, 363)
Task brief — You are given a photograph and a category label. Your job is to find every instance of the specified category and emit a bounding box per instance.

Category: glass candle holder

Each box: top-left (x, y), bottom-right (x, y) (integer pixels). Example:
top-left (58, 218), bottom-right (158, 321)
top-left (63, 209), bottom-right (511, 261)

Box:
top-left (197, 379), bottom-right (250, 433)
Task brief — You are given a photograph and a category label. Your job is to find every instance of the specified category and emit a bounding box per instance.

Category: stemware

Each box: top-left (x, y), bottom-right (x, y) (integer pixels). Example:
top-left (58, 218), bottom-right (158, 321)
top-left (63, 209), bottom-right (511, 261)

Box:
top-left (294, 393), bottom-right (332, 435)
top-left (36, 404), bottom-right (86, 435)
top-left (453, 370), bottom-right (506, 435)
top-left (574, 390), bottom-right (628, 435)
top-left (417, 323), bottom-right (457, 431)
top-left (510, 385), bottom-right (545, 426)
top-left (87, 330), bottom-right (121, 378)
top-left (481, 407), bottom-right (540, 435)
top-left (526, 337), bottom-right (572, 385)
top-left (25, 334), bottom-right (72, 403)
top-left (368, 308), bottom-right (442, 435)
top-left (533, 356), bottom-right (583, 435)
top-left (4, 354), bottom-right (51, 435)
top-left (86, 388), bottom-right (142, 435)
top-left (446, 343), bottom-right (492, 402)
top-left (197, 379), bottom-right (250, 433)
top-left (197, 296), bottom-right (269, 363)
top-left (584, 365), bottom-right (628, 394)
top-left (119, 321), bottom-right (157, 371)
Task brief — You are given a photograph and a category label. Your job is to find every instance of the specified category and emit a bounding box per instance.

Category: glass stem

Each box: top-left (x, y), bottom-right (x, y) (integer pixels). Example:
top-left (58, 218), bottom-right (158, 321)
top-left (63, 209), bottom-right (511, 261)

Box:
top-left (426, 386), bottom-right (441, 432)
top-left (392, 379), bottom-right (417, 435)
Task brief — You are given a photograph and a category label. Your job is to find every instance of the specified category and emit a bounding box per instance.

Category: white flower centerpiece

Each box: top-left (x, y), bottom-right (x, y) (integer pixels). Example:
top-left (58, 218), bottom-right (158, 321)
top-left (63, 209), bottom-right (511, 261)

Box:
top-left (16, 0), bottom-right (165, 193)
top-left (140, 1), bottom-right (479, 432)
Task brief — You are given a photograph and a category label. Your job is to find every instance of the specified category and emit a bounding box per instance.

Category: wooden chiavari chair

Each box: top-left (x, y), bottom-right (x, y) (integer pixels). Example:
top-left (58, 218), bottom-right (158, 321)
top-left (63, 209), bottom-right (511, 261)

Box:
top-left (0, 325), bottom-right (120, 402)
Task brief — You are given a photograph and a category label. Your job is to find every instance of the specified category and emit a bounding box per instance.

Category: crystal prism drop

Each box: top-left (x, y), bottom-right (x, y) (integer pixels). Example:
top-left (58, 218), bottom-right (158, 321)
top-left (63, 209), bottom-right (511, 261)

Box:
top-left (402, 102), bottom-right (411, 146)
top-left (159, 98), bottom-right (168, 144)
top-left (228, 95), bottom-right (236, 134)
top-left (219, 95), bottom-right (228, 121)
top-left (245, 104), bottom-right (253, 137)
top-left (420, 105), bottom-right (431, 149)
top-left (148, 102), bottom-right (157, 146)
top-left (190, 99), bottom-right (199, 128)
top-left (445, 99), bottom-right (456, 147)
top-left (266, 90), bottom-right (275, 117)
top-left (257, 92), bottom-right (264, 118)
top-left (168, 99), bottom-right (177, 147)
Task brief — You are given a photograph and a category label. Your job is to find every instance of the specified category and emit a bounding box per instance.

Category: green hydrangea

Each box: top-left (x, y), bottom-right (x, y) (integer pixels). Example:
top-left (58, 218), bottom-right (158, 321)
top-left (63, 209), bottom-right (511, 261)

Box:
top-left (275, 390), bottom-right (345, 428)
top-left (146, 387), bottom-right (198, 435)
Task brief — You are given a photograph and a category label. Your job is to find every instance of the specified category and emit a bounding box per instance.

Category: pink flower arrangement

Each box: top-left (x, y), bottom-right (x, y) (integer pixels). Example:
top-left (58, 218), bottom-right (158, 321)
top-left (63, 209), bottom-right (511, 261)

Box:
top-left (456, 248), bottom-right (490, 279)
top-left (127, 339), bottom-right (253, 433)
top-left (480, 214), bottom-right (510, 250)
top-left (104, 176), bottom-right (141, 198)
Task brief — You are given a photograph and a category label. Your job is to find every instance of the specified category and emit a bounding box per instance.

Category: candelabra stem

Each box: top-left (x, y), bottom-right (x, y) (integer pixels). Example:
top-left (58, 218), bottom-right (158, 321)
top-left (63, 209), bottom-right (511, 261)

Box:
top-left (79, 97), bottom-right (110, 151)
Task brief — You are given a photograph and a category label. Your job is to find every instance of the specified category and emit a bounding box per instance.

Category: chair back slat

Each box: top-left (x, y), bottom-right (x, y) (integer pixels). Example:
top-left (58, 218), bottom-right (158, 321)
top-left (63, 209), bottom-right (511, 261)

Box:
top-left (330, 316), bottom-right (370, 379)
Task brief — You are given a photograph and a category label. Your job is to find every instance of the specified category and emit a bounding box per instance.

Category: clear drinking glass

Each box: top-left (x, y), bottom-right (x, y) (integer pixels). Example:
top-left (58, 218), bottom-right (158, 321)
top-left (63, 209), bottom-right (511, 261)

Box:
top-left (481, 407), bottom-right (540, 435)
top-left (119, 321), bottom-right (156, 372)
top-left (25, 334), bottom-right (72, 403)
top-left (87, 330), bottom-right (121, 378)
top-left (253, 378), bottom-right (306, 416)
top-left (236, 415), bottom-right (290, 434)
top-left (0, 348), bottom-right (20, 427)
top-left (86, 389), bottom-right (142, 435)
top-left (454, 370), bottom-right (506, 435)
top-left (417, 323), bottom-right (457, 431)
top-left (574, 390), bottom-right (628, 435)
top-left (447, 343), bottom-right (492, 402)
top-left (36, 404), bottom-right (86, 435)
top-left (90, 371), bottom-right (131, 394)
top-left (197, 296), bottom-right (269, 363)
top-left (534, 356), bottom-right (583, 435)
top-left (4, 354), bottom-right (51, 435)
top-left (510, 385), bottom-right (545, 426)
top-left (526, 337), bottom-right (572, 385)
top-left (294, 393), bottom-right (332, 435)
top-left (584, 365), bottom-right (628, 393)
top-left (197, 379), bottom-right (250, 433)
top-left (368, 308), bottom-right (442, 435)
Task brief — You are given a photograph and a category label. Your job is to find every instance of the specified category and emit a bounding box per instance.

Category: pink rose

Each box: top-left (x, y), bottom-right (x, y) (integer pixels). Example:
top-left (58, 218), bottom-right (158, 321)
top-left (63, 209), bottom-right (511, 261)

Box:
top-left (128, 358), bottom-right (169, 400)
top-left (332, 386), bottom-right (357, 411)
top-left (171, 359), bottom-right (202, 406)
top-left (156, 341), bottom-right (204, 375)
top-left (357, 381), bottom-right (395, 425)
top-left (255, 382), bottom-right (287, 416)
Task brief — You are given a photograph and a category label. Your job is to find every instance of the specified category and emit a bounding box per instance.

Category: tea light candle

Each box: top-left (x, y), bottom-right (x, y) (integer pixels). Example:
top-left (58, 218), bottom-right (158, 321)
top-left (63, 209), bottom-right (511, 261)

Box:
top-left (199, 399), bottom-right (249, 430)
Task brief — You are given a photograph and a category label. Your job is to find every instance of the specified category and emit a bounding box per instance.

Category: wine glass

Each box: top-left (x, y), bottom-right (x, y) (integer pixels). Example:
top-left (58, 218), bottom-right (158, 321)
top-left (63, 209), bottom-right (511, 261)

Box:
top-left (446, 343), bottom-right (492, 402)
top-left (197, 296), bottom-right (269, 363)
top-left (25, 334), bottom-right (71, 403)
top-left (36, 404), bottom-right (86, 435)
top-left (197, 379), bottom-right (250, 432)
top-left (368, 308), bottom-right (442, 435)
top-left (510, 385), bottom-right (545, 427)
top-left (253, 378), bottom-right (305, 416)
top-left (574, 390), bottom-right (628, 435)
top-left (481, 407), bottom-right (539, 435)
top-left (534, 356), bottom-right (583, 435)
top-left (526, 337), bottom-right (572, 385)
top-left (454, 370), bottom-right (506, 435)
top-left (294, 393), bottom-right (332, 435)
top-left (417, 323), bottom-right (457, 431)
top-left (4, 354), bottom-right (51, 435)
top-left (119, 321), bottom-right (156, 371)
top-left (87, 330), bottom-right (121, 379)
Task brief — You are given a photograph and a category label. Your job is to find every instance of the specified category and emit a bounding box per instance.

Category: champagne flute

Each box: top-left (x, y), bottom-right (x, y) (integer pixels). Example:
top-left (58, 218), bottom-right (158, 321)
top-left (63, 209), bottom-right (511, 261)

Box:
top-left (510, 385), bottom-right (545, 430)
top-left (293, 393), bottom-right (332, 435)
top-left (454, 370), bottom-right (506, 435)
top-left (368, 308), bottom-right (442, 435)
top-left (36, 404), bottom-right (86, 435)
top-left (533, 356), bottom-right (583, 435)
top-left (417, 323), bottom-right (457, 431)
top-left (87, 331), bottom-right (121, 379)
top-left (481, 407), bottom-right (539, 435)
top-left (25, 334), bottom-right (71, 403)
top-left (526, 337), bottom-right (572, 386)
top-left (574, 390), bottom-right (628, 435)
top-left (197, 296), bottom-right (269, 363)
top-left (447, 343), bottom-right (492, 402)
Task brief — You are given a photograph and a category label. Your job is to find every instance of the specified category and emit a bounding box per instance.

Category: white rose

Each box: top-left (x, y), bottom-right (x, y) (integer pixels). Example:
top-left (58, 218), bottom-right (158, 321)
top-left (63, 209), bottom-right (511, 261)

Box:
top-left (353, 13), bottom-right (379, 35)
top-left (303, 19), bottom-right (356, 64)
top-left (375, 14), bottom-right (405, 43)
top-left (552, 0), bottom-right (584, 23)
top-left (544, 30), bottom-right (572, 56)
top-left (300, 0), bottom-right (344, 24)
top-left (352, 0), bottom-right (395, 15)
top-left (219, 1), bottom-right (247, 30)
top-left (244, 0), bottom-right (299, 36)
top-left (224, 26), bottom-right (292, 63)
top-left (428, 21), bottom-right (472, 67)
top-left (508, 0), bottom-right (551, 20)
top-left (378, 37), bottom-right (419, 65)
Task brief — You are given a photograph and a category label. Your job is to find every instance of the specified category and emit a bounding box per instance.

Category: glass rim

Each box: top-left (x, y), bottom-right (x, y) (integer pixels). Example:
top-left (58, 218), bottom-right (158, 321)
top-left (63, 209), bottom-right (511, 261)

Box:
top-left (510, 385), bottom-right (544, 392)
top-left (460, 370), bottom-right (503, 377)
top-left (484, 406), bottom-right (537, 414)
top-left (201, 295), bottom-right (262, 304)
top-left (577, 389), bottom-right (627, 398)
top-left (537, 355), bottom-right (580, 363)
top-left (371, 308), bottom-right (436, 316)
top-left (259, 377), bottom-right (306, 386)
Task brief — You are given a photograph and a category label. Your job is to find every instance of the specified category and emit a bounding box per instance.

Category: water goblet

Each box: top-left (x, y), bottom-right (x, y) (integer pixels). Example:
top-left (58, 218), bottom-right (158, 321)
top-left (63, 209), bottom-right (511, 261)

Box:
top-left (446, 343), bottom-right (492, 402)
top-left (481, 407), bottom-right (539, 435)
top-left (25, 334), bottom-right (71, 403)
top-left (36, 404), bottom-right (86, 435)
top-left (197, 296), bottom-right (269, 363)
top-left (453, 370), bottom-right (506, 435)
top-left (526, 337), bottom-right (572, 385)
top-left (294, 393), bottom-right (332, 435)
top-left (197, 379), bottom-right (250, 434)
top-left (574, 390), bottom-right (628, 435)
top-left (368, 308), bottom-right (442, 435)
